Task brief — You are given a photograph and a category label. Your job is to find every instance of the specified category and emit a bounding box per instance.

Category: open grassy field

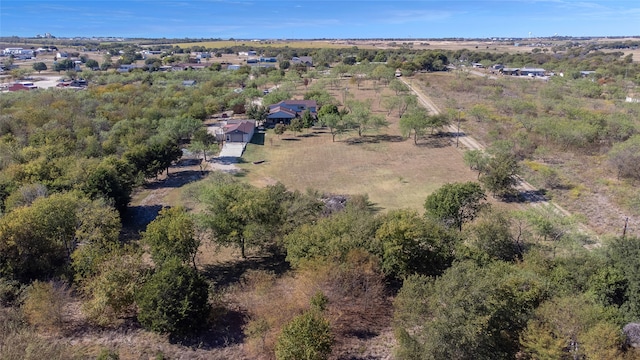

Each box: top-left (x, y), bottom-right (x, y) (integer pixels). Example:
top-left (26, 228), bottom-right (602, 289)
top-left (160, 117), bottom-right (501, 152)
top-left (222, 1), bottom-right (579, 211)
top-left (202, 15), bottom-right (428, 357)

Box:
top-left (239, 128), bottom-right (476, 212)
top-left (233, 77), bottom-right (478, 212)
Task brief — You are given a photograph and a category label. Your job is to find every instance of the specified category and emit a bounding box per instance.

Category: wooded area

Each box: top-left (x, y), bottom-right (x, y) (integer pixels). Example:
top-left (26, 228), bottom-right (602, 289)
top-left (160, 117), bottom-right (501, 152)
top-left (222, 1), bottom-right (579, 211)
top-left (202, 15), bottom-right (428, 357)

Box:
top-left (1, 39), bottom-right (640, 359)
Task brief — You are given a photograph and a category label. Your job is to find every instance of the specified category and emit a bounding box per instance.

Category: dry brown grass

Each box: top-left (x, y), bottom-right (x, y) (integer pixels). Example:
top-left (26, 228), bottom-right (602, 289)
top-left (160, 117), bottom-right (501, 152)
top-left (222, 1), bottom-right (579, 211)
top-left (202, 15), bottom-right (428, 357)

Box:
top-left (233, 250), bottom-right (392, 360)
top-left (240, 79), bottom-right (477, 212)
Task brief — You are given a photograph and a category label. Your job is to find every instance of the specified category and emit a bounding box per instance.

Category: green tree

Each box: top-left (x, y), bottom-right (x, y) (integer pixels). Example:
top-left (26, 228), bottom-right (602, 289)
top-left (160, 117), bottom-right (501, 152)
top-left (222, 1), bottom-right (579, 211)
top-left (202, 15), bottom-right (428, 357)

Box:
top-left (70, 198), bottom-right (122, 280)
top-left (142, 206), bottom-right (199, 269)
top-left (53, 59), bottom-right (74, 73)
top-left (301, 109), bottom-right (314, 130)
top-left (0, 192), bottom-right (79, 280)
top-left (464, 208), bottom-right (521, 262)
top-left (189, 127), bottom-right (217, 162)
top-left (394, 261), bottom-right (545, 360)
top-left (283, 206), bottom-right (377, 267)
top-left (479, 151), bottom-right (519, 198)
top-left (85, 59), bottom-right (99, 70)
top-left (463, 150), bottom-right (489, 177)
top-left (289, 118), bottom-right (303, 136)
top-left (399, 106), bottom-right (430, 145)
top-left (607, 236), bottom-right (640, 320)
top-left (32, 62), bottom-right (47, 73)
top-left (80, 250), bottom-right (146, 326)
top-left (424, 182), bottom-right (487, 231)
top-left (345, 100), bottom-right (388, 137)
top-left (199, 182), bottom-right (284, 258)
top-left (520, 295), bottom-right (624, 360)
top-left (274, 123), bottom-right (286, 138)
top-left (608, 134), bottom-right (640, 180)
top-left (319, 112), bottom-right (348, 142)
top-left (136, 259), bottom-right (210, 336)
top-left (81, 157), bottom-right (134, 213)
top-left (468, 104), bottom-right (491, 122)
top-left (275, 310), bottom-right (333, 360)
top-left (389, 78), bottom-right (409, 96)
top-left (372, 209), bottom-right (455, 278)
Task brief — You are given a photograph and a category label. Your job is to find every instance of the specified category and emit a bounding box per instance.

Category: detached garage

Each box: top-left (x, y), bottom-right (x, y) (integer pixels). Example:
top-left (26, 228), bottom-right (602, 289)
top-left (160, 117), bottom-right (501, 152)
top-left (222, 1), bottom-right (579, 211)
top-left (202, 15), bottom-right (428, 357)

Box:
top-left (224, 120), bottom-right (256, 143)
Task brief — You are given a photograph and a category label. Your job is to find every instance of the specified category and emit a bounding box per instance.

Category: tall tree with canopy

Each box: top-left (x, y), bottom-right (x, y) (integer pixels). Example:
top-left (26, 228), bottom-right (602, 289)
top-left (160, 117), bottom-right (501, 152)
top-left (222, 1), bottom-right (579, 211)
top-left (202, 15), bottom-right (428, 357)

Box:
top-left (424, 182), bottom-right (487, 231)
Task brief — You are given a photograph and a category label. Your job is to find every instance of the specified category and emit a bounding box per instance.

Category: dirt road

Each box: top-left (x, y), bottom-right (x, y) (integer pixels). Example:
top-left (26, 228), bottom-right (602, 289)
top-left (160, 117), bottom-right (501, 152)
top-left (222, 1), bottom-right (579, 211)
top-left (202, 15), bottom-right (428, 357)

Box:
top-left (400, 77), bottom-right (585, 229)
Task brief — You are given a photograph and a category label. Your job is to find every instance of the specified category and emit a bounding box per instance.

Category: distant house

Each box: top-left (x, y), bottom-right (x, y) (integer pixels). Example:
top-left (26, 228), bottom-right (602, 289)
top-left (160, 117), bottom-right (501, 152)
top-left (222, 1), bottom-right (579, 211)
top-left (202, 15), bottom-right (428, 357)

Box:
top-left (7, 82), bottom-right (36, 92)
top-left (520, 68), bottom-right (546, 77)
top-left (291, 56), bottom-right (313, 66)
top-left (500, 67), bottom-right (520, 76)
top-left (182, 80), bottom-right (197, 87)
top-left (266, 100), bottom-right (318, 127)
top-left (259, 57), bottom-right (277, 63)
top-left (227, 64), bottom-right (241, 70)
top-left (117, 64), bottom-right (138, 73)
top-left (224, 120), bottom-right (256, 143)
top-left (239, 50), bottom-right (257, 56)
top-left (4, 48), bottom-right (33, 56)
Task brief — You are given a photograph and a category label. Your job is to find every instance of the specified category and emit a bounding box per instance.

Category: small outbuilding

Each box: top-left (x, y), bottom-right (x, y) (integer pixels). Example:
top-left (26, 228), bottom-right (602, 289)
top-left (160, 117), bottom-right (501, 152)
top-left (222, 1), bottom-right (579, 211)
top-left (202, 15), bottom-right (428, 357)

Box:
top-left (224, 120), bottom-right (256, 143)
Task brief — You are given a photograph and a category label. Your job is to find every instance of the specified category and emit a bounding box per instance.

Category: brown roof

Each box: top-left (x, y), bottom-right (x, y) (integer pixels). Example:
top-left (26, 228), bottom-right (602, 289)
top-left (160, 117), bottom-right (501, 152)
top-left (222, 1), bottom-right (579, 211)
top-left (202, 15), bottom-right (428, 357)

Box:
top-left (268, 106), bottom-right (297, 117)
top-left (224, 120), bottom-right (255, 134)
top-left (272, 99), bottom-right (317, 108)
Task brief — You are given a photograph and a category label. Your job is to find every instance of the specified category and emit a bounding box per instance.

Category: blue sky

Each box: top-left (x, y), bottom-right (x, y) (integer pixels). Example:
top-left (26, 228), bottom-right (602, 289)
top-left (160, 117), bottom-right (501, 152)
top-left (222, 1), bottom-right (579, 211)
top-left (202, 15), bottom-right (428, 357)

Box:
top-left (1, 1), bottom-right (639, 39)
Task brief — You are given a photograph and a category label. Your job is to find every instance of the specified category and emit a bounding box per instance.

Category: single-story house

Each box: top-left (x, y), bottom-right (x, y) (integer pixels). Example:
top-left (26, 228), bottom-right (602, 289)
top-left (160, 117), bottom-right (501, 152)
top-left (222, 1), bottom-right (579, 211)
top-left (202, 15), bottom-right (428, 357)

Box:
top-left (520, 68), bottom-right (546, 77)
top-left (580, 70), bottom-right (597, 77)
top-left (266, 100), bottom-right (318, 127)
top-left (182, 80), bottom-right (197, 87)
top-left (291, 56), bottom-right (313, 66)
top-left (500, 67), bottom-right (520, 76)
top-left (117, 64), bottom-right (138, 73)
top-left (6, 82), bottom-right (36, 92)
top-left (224, 120), bottom-right (256, 143)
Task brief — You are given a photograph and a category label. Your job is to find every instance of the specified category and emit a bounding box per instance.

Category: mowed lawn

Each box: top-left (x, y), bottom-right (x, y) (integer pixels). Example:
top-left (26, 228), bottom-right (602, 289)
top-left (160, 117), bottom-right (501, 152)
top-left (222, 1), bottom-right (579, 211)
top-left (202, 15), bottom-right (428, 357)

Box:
top-left (238, 127), bottom-right (478, 212)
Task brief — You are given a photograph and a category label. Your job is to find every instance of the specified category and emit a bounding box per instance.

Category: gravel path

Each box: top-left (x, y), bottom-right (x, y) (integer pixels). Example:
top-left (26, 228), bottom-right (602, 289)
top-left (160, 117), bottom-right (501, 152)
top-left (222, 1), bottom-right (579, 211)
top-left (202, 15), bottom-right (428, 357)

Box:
top-left (401, 77), bottom-right (596, 241)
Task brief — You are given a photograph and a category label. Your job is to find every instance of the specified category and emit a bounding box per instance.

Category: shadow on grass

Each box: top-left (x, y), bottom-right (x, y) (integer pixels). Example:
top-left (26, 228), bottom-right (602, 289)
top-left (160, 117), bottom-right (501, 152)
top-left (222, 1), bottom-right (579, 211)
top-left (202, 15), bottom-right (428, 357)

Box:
top-left (250, 131), bottom-right (265, 145)
top-left (202, 252), bottom-right (290, 289)
top-left (145, 170), bottom-right (210, 190)
top-left (282, 137), bottom-right (301, 141)
top-left (415, 134), bottom-right (451, 148)
top-left (345, 329), bottom-right (378, 340)
top-left (122, 204), bottom-right (163, 238)
top-left (345, 134), bottom-right (405, 145)
top-left (169, 308), bottom-right (246, 349)
top-left (298, 132), bottom-right (318, 138)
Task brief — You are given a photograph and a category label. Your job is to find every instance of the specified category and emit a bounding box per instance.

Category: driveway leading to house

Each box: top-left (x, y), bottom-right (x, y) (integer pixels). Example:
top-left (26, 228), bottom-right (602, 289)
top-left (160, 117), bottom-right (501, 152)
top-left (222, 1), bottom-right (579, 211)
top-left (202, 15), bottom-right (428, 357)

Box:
top-left (217, 142), bottom-right (246, 158)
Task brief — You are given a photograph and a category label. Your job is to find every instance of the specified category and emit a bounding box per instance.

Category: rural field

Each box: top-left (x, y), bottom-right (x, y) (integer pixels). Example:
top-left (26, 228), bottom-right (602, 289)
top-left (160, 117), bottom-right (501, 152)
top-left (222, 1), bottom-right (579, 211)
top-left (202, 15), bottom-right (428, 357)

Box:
top-left (3, 33), bottom-right (640, 360)
top-left (238, 78), bottom-right (477, 212)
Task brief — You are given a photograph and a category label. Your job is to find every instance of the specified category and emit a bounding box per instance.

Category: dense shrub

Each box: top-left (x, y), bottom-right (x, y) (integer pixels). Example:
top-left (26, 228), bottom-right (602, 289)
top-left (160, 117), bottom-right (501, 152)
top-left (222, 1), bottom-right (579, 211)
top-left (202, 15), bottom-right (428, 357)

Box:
top-left (275, 310), bottom-right (333, 360)
top-left (136, 259), bottom-right (210, 335)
